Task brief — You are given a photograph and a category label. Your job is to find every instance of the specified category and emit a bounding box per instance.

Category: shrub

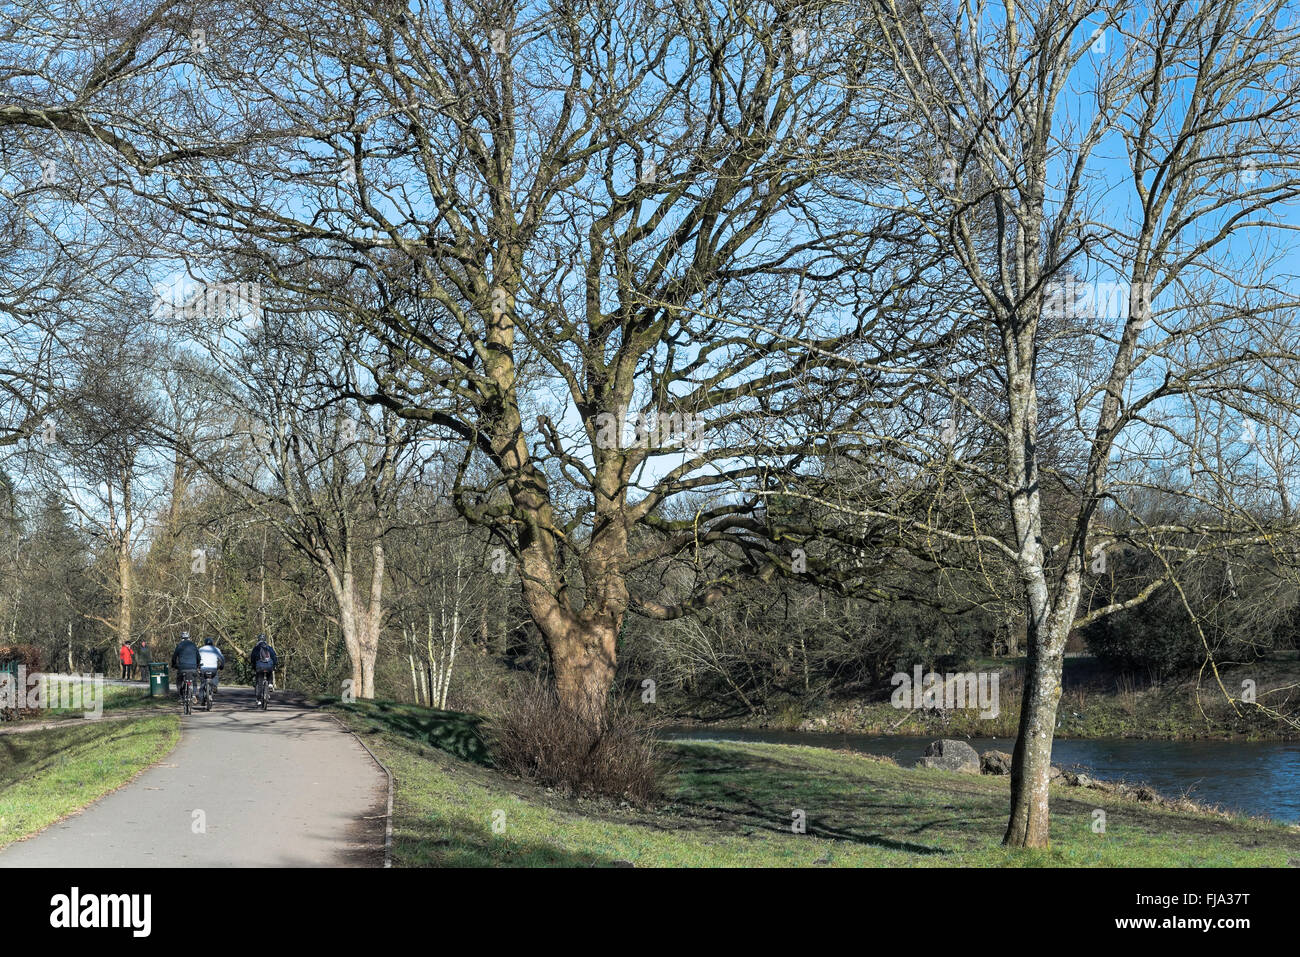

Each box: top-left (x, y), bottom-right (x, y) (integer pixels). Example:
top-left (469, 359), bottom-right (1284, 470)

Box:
top-left (0, 644), bottom-right (42, 672)
top-left (488, 683), bottom-right (668, 804)
top-left (0, 644), bottom-right (43, 721)
top-left (1083, 585), bottom-right (1203, 680)
top-left (1082, 549), bottom-right (1292, 679)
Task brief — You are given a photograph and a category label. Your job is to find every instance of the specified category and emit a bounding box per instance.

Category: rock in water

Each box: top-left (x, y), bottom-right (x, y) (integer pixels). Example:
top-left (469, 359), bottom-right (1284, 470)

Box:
top-left (980, 749), bottom-right (1013, 775)
top-left (916, 739), bottom-right (980, 774)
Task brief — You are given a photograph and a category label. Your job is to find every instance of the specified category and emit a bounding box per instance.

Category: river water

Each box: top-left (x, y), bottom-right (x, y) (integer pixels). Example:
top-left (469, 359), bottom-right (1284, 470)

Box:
top-left (662, 727), bottom-right (1300, 824)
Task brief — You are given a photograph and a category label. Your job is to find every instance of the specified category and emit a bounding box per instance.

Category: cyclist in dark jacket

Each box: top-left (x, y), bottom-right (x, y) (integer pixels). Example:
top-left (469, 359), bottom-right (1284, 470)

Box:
top-left (249, 634), bottom-right (278, 705)
top-left (171, 632), bottom-right (200, 700)
top-left (249, 634), bottom-right (279, 672)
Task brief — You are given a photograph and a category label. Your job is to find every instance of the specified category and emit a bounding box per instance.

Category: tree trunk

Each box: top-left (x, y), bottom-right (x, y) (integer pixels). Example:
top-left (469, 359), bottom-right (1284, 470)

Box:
top-left (1007, 618), bottom-right (1025, 658)
top-left (117, 533), bottom-right (132, 648)
top-left (550, 621), bottom-right (618, 724)
top-left (406, 634), bottom-right (420, 704)
top-left (1003, 560), bottom-right (1081, 847)
top-left (1004, 642), bottom-right (1062, 847)
top-left (339, 603), bottom-right (363, 695)
top-left (357, 544), bottom-right (383, 699)
top-left (357, 624), bottom-right (379, 699)
top-left (322, 543), bottom-right (383, 699)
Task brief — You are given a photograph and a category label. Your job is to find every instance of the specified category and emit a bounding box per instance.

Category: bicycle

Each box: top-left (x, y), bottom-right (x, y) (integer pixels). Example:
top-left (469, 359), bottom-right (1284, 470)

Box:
top-left (178, 671), bottom-right (195, 715)
top-left (197, 671), bottom-right (215, 711)
top-left (254, 671), bottom-right (270, 710)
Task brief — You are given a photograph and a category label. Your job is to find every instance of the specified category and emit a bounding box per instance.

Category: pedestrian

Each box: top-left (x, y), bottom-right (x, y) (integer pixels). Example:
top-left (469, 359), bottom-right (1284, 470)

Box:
top-left (118, 640), bottom-right (134, 680)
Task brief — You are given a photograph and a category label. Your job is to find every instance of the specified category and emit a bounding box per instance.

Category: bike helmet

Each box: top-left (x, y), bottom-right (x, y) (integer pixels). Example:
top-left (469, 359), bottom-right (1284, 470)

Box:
top-left (180, 630), bottom-right (190, 640)
top-left (257, 633), bottom-right (267, 642)
top-left (204, 637), bottom-right (215, 646)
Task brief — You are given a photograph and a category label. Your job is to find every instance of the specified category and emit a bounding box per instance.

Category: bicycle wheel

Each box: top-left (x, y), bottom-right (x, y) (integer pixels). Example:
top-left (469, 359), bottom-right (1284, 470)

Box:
top-left (183, 681), bottom-right (191, 715)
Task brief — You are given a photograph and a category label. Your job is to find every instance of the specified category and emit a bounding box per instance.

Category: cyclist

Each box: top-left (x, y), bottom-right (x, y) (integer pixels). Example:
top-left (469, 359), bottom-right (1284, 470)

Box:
top-left (171, 631), bottom-right (200, 704)
top-left (198, 637), bottom-right (225, 700)
top-left (248, 633), bottom-right (278, 705)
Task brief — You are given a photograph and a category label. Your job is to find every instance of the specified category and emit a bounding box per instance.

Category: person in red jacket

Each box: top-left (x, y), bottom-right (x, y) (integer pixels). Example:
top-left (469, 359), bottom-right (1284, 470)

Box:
top-left (118, 641), bottom-right (135, 680)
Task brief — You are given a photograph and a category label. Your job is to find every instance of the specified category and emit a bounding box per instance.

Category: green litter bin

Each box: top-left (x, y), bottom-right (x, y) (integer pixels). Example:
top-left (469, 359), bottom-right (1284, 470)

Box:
top-left (147, 662), bottom-right (169, 697)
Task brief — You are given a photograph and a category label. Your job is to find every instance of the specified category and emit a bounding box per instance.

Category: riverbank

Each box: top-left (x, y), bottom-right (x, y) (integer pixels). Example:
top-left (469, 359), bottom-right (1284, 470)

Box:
top-left (669, 654), bottom-right (1300, 741)
top-left (329, 699), bottom-right (1300, 867)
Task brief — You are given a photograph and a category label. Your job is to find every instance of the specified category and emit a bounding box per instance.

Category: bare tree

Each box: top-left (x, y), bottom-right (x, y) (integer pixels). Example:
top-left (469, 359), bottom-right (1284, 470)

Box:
top-left (389, 491), bottom-right (497, 709)
top-left (141, 0), bottom-right (956, 724)
top-left (169, 311), bottom-right (426, 698)
top-left (854, 0), bottom-right (1300, 846)
top-left (26, 321), bottom-right (166, 656)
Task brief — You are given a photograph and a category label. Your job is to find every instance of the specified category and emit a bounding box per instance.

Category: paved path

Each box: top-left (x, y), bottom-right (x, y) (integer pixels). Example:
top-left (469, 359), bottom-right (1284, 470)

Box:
top-left (0, 688), bottom-right (386, 867)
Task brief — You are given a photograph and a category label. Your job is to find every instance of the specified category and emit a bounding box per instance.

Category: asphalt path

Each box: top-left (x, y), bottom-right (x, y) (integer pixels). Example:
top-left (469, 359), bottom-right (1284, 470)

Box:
top-left (0, 686), bottom-right (386, 867)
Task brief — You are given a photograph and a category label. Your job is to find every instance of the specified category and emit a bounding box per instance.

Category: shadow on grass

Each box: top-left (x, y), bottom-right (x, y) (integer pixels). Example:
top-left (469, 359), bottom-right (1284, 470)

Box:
top-left (325, 698), bottom-right (493, 767)
top-left (393, 816), bottom-right (622, 867)
top-left (670, 744), bottom-right (956, 856)
top-left (0, 720), bottom-right (156, 789)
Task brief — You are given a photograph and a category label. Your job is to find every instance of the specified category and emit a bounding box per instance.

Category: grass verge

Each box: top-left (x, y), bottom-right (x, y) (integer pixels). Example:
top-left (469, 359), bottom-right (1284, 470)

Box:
top-left (46, 682), bottom-right (177, 717)
top-left (0, 715), bottom-right (180, 850)
top-left (330, 699), bottom-right (1300, 867)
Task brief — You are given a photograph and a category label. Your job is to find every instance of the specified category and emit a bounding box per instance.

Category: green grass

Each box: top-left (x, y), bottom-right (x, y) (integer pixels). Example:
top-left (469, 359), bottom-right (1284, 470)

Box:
top-left (0, 715), bottom-right (180, 850)
top-left (39, 682), bottom-right (177, 717)
top-left (330, 699), bottom-right (1300, 867)
top-left (321, 695), bottom-right (492, 764)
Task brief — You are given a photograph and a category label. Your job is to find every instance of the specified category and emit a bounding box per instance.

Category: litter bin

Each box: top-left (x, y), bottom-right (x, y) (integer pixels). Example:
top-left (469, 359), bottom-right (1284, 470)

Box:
top-left (147, 662), bottom-right (169, 697)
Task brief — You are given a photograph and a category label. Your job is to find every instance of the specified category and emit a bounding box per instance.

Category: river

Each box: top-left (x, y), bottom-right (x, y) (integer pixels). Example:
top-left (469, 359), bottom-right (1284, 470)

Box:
top-left (662, 727), bottom-right (1300, 823)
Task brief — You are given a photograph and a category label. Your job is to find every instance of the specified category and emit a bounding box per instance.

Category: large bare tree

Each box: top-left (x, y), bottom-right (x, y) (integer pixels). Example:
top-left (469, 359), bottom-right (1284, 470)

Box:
top-left (141, 0), bottom-right (954, 722)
